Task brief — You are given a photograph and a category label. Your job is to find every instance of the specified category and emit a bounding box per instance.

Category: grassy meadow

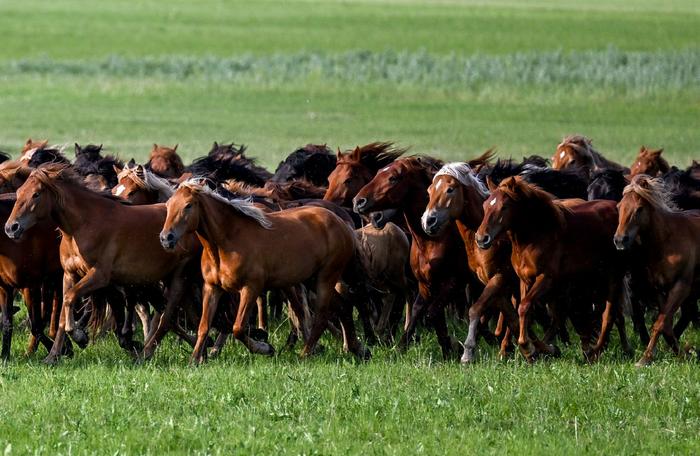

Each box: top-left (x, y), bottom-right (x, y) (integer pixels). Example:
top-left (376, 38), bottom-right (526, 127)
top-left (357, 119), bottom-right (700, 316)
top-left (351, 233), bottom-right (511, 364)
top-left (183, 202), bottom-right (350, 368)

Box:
top-left (0, 0), bottom-right (699, 454)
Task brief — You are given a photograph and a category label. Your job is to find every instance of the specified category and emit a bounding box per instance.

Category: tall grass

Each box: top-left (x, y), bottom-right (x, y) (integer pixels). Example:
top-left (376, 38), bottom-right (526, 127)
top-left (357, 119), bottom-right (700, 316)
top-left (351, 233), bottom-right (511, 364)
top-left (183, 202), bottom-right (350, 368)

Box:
top-left (3, 48), bottom-right (698, 94)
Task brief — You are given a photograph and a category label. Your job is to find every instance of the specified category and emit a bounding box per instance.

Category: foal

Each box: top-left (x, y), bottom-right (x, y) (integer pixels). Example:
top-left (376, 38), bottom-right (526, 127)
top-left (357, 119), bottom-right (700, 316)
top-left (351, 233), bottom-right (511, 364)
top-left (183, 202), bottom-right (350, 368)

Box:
top-left (614, 175), bottom-right (700, 366)
top-left (476, 177), bottom-right (631, 361)
top-left (160, 180), bottom-right (368, 363)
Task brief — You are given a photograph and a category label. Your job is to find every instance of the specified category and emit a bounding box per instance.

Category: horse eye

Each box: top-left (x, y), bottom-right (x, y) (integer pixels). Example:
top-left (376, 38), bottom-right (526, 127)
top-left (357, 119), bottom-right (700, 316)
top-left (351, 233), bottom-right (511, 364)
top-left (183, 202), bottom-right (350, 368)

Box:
top-left (388, 175), bottom-right (399, 184)
top-left (185, 202), bottom-right (192, 209)
top-left (446, 187), bottom-right (455, 194)
top-left (32, 192), bottom-right (40, 199)
top-left (344, 177), bottom-right (353, 184)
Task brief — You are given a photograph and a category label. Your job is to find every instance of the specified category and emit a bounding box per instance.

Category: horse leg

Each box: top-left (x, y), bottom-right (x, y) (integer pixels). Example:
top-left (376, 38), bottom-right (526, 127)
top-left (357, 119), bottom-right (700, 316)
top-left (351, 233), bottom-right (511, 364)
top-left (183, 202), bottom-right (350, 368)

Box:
top-left (233, 286), bottom-right (275, 355)
top-left (517, 275), bottom-right (552, 362)
top-left (335, 289), bottom-right (370, 360)
top-left (0, 286), bottom-right (13, 360)
top-left (673, 296), bottom-right (698, 339)
top-left (284, 286), bottom-right (311, 345)
top-left (143, 274), bottom-right (187, 359)
top-left (191, 283), bottom-right (223, 364)
top-left (256, 295), bottom-right (267, 331)
top-left (62, 269), bottom-right (109, 348)
top-left (587, 280), bottom-right (626, 362)
top-left (628, 275), bottom-right (651, 345)
top-left (637, 281), bottom-right (691, 367)
top-left (44, 303), bottom-right (69, 364)
top-left (24, 287), bottom-right (52, 355)
top-left (397, 292), bottom-right (428, 352)
top-left (427, 299), bottom-right (457, 360)
top-left (462, 273), bottom-right (507, 364)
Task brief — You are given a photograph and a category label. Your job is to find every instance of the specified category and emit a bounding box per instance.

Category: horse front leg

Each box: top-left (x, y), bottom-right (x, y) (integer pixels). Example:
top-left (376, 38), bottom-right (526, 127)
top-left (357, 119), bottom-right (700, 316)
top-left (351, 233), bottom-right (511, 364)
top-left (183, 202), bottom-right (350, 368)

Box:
top-left (191, 282), bottom-right (223, 364)
top-left (637, 280), bottom-right (691, 367)
top-left (233, 286), bottom-right (274, 355)
top-left (462, 273), bottom-right (509, 364)
top-left (517, 274), bottom-right (552, 362)
top-left (62, 268), bottom-right (110, 348)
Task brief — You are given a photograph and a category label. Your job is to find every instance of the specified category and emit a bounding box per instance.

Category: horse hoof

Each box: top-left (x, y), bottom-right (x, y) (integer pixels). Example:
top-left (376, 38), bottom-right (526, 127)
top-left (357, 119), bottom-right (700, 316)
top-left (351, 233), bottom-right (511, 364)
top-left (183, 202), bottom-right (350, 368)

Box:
top-left (356, 345), bottom-right (371, 361)
top-left (548, 344), bottom-right (562, 358)
top-left (460, 349), bottom-right (475, 364)
top-left (249, 328), bottom-right (269, 343)
top-left (43, 355), bottom-right (59, 365)
top-left (70, 328), bottom-right (89, 349)
top-left (635, 357), bottom-right (652, 368)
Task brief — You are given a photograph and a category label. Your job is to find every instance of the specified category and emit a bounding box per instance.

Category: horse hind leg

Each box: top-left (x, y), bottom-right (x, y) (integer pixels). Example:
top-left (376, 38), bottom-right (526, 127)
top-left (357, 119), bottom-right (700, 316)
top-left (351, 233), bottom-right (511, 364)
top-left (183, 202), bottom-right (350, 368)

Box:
top-left (0, 286), bottom-right (13, 360)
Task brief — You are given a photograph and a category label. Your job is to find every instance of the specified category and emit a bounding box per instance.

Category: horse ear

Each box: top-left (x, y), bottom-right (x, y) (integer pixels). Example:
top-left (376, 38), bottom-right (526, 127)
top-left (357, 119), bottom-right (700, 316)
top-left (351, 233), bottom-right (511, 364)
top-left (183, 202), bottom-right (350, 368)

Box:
top-left (213, 141), bottom-right (219, 148)
top-left (336, 148), bottom-right (342, 160)
top-left (351, 146), bottom-right (361, 160)
top-left (112, 164), bottom-right (123, 175)
top-left (98, 144), bottom-right (103, 151)
top-left (74, 143), bottom-right (81, 154)
top-left (127, 158), bottom-right (136, 168)
top-left (153, 143), bottom-right (158, 150)
top-left (650, 148), bottom-right (663, 157)
top-left (486, 176), bottom-right (497, 192)
top-left (25, 138), bottom-right (32, 146)
top-left (173, 144), bottom-right (179, 151)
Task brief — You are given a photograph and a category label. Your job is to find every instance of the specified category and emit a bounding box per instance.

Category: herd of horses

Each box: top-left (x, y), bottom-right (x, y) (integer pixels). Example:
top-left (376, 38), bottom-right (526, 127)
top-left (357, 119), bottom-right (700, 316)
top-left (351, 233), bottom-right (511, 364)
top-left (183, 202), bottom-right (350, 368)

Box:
top-left (0, 136), bottom-right (698, 367)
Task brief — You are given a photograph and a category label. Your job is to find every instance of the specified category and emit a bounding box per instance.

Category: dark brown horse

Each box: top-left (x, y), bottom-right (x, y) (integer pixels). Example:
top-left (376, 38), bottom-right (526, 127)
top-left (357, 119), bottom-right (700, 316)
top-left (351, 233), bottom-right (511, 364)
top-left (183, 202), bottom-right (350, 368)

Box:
top-left (630, 146), bottom-right (669, 177)
top-left (5, 164), bottom-right (200, 363)
top-left (614, 175), bottom-right (700, 366)
top-left (324, 142), bottom-right (407, 207)
top-left (354, 156), bottom-right (476, 358)
top-left (476, 177), bottom-right (631, 361)
top-left (146, 144), bottom-right (185, 179)
top-left (160, 180), bottom-right (368, 363)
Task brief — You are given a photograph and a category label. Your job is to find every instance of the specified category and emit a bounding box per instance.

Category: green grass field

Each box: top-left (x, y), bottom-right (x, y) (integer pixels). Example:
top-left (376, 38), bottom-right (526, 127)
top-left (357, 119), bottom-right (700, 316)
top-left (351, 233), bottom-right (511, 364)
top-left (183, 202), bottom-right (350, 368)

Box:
top-left (0, 0), bottom-right (699, 454)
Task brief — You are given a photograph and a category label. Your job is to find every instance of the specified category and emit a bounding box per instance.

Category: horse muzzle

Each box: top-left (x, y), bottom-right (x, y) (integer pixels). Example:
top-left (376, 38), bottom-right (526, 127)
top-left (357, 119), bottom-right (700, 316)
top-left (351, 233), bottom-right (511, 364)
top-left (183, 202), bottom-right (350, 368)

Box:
top-left (353, 196), bottom-right (370, 214)
top-left (475, 233), bottom-right (492, 250)
top-left (159, 231), bottom-right (177, 251)
top-left (613, 235), bottom-right (630, 251)
top-left (4, 221), bottom-right (24, 240)
top-left (421, 210), bottom-right (445, 237)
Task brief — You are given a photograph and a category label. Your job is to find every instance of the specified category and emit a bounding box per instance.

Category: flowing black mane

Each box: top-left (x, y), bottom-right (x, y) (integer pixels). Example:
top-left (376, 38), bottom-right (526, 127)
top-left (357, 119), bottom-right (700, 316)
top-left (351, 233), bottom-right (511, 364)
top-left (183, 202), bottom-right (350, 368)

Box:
top-left (185, 142), bottom-right (272, 186)
top-left (271, 144), bottom-right (337, 186)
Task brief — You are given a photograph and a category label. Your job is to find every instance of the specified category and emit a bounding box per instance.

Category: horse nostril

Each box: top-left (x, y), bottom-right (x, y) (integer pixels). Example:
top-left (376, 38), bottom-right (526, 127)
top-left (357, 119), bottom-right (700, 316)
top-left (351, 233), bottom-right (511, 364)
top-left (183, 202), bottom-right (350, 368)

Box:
top-left (10, 223), bottom-right (19, 232)
top-left (356, 198), bottom-right (367, 208)
top-left (166, 233), bottom-right (174, 242)
top-left (427, 216), bottom-right (437, 227)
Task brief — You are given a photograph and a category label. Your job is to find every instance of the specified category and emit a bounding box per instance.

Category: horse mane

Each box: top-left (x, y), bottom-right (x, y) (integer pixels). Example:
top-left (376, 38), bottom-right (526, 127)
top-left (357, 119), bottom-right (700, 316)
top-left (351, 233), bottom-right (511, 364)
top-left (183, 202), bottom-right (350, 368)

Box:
top-left (466, 148), bottom-right (496, 172)
top-left (520, 166), bottom-right (589, 200)
top-left (434, 162), bottom-right (489, 198)
top-left (625, 174), bottom-right (679, 213)
top-left (185, 142), bottom-right (271, 186)
top-left (117, 162), bottom-right (174, 201)
top-left (0, 160), bottom-right (32, 182)
top-left (222, 180), bottom-right (270, 198)
top-left (499, 177), bottom-right (570, 228)
top-left (340, 142), bottom-right (408, 172)
top-left (0, 150), bottom-right (10, 164)
top-left (31, 163), bottom-right (127, 206)
top-left (271, 144), bottom-right (337, 186)
top-left (22, 145), bottom-right (71, 168)
top-left (180, 178), bottom-right (272, 229)
top-left (263, 180), bottom-right (327, 201)
top-left (400, 155), bottom-right (444, 176)
top-left (588, 168), bottom-right (627, 201)
top-left (558, 134), bottom-right (626, 172)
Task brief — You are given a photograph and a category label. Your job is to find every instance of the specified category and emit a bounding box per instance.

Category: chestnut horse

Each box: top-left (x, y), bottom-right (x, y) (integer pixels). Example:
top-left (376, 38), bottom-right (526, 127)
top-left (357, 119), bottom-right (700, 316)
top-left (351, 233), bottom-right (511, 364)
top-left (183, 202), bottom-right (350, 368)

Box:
top-left (552, 135), bottom-right (628, 177)
top-left (476, 177), bottom-right (632, 361)
top-left (614, 175), bottom-right (700, 366)
top-left (422, 163), bottom-right (522, 362)
top-left (160, 180), bottom-right (368, 363)
top-left (114, 160), bottom-right (175, 204)
top-left (146, 144), bottom-right (185, 179)
top-left (0, 194), bottom-right (62, 359)
top-left (324, 142), bottom-right (407, 207)
top-left (354, 156), bottom-right (477, 358)
top-left (5, 164), bottom-right (200, 363)
top-left (630, 146), bottom-right (669, 177)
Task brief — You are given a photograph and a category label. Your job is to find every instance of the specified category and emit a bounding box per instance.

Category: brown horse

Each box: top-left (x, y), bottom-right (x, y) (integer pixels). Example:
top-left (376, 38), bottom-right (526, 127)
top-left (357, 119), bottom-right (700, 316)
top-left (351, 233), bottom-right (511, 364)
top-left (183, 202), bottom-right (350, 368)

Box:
top-left (476, 177), bottom-right (631, 361)
top-left (5, 164), bottom-right (200, 363)
top-left (0, 194), bottom-right (62, 359)
top-left (20, 138), bottom-right (49, 155)
top-left (614, 175), bottom-right (700, 366)
top-left (630, 146), bottom-right (669, 177)
top-left (354, 156), bottom-right (476, 358)
top-left (324, 142), bottom-right (407, 207)
top-left (160, 180), bottom-right (368, 363)
top-left (552, 135), bottom-right (628, 177)
top-left (146, 144), bottom-right (185, 179)
top-left (422, 163), bottom-right (522, 362)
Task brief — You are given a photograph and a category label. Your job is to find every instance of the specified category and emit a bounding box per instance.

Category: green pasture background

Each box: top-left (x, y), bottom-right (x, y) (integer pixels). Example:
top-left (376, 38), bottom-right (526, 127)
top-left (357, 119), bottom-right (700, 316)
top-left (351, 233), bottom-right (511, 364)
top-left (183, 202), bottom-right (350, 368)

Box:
top-left (0, 1), bottom-right (699, 454)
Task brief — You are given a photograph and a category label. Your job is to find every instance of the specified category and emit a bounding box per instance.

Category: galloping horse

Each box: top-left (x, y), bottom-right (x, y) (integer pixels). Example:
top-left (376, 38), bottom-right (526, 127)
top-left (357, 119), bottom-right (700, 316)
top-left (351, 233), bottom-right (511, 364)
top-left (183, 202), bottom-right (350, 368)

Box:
top-left (160, 180), bottom-right (369, 363)
top-left (146, 144), bottom-right (185, 179)
top-left (422, 163), bottom-right (522, 362)
top-left (114, 160), bottom-right (175, 204)
top-left (354, 156), bottom-right (477, 358)
top-left (476, 177), bottom-right (631, 361)
top-left (630, 147), bottom-right (669, 177)
top-left (324, 142), bottom-right (407, 207)
top-left (614, 175), bottom-right (700, 366)
top-left (552, 135), bottom-right (628, 177)
top-left (4, 164), bottom-right (200, 363)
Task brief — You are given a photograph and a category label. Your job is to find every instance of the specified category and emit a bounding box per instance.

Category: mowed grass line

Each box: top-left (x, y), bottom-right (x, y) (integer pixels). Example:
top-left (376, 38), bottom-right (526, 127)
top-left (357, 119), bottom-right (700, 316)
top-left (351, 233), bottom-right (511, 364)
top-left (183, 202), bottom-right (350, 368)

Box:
top-left (0, 76), bottom-right (697, 168)
top-left (0, 0), bottom-right (698, 59)
top-left (1, 325), bottom-right (699, 455)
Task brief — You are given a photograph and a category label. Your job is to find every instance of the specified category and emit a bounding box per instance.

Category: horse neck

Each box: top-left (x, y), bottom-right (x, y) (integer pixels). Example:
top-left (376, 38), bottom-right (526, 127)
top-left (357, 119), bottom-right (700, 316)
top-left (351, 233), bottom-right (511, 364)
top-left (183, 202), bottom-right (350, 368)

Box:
top-left (50, 182), bottom-right (114, 236)
top-left (638, 206), bottom-right (673, 253)
top-left (457, 185), bottom-right (486, 231)
top-left (400, 178), bottom-right (433, 240)
top-left (508, 197), bottom-right (563, 247)
top-left (195, 195), bottom-right (245, 249)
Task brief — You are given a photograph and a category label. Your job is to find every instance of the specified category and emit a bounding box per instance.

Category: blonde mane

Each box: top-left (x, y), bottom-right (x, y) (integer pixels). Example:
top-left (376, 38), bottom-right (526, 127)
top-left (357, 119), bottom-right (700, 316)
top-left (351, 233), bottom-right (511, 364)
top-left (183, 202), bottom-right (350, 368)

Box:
top-left (0, 160), bottom-right (32, 183)
top-left (117, 164), bottom-right (174, 201)
top-left (623, 174), bottom-right (678, 213)
top-left (180, 179), bottom-right (272, 229)
top-left (434, 162), bottom-right (489, 198)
